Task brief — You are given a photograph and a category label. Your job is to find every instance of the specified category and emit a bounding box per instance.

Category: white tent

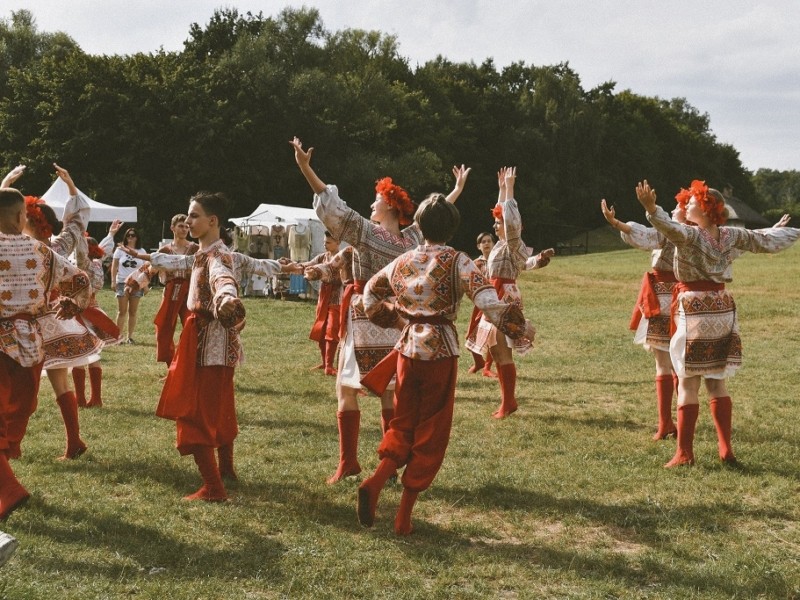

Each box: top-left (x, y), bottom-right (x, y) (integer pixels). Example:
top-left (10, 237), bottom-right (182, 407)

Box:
top-left (41, 177), bottom-right (138, 223)
top-left (230, 203), bottom-right (326, 258)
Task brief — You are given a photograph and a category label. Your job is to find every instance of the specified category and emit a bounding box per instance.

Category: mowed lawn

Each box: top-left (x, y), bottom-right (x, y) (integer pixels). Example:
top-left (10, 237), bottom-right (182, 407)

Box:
top-left (2, 244), bottom-right (799, 599)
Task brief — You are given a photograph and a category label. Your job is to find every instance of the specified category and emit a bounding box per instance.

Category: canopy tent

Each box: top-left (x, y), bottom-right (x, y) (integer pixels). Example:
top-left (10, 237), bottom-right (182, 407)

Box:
top-left (230, 203), bottom-right (326, 257)
top-left (41, 178), bottom-right (137, 223)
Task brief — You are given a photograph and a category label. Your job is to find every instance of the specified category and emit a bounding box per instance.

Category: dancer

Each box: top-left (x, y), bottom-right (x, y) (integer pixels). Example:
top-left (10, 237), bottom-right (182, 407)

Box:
top-left (465, 167), bottom-right (536, 418)
top-left (151, 214), bottom-right (199, 366)
top-left (0, 186), bottom-right (93, 519)
top-left (465, 231), bottom-right (497, 376)
top-left (286, 231), bottom-right (343, 375)
top-left (152, 192), bottom-right (244, 501)
top-left (635, 179), bottom-right (799, 467)
top-left (111, 228), bottom-right (148, 343)
top-left (357, 193), bottom-right (535, 534)
top-left (71, 231), bottom-right (125, 408)
top-left (602, 198), bottom-right (685, 440)
top-left (290, 136), bottom-right (470, 483)
top-left (16, 165), bottom-right (100, 459)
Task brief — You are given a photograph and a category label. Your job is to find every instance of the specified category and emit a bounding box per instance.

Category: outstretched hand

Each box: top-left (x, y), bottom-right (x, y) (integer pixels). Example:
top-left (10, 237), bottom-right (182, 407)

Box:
top-left (635, 180), bottom-right (657, 213)
top-left (53, 163), bottom-right (77, 196)
top-left (1, 164), bottom-right (25, 188)
top-left (109, 219), bottom-right (124, 235)
top-left (600, 199), bottom-right (617, 224)
top-left (774, 213), bottom-right (791, 228)
top-left (452, 164), bottom-right (471, 190)
top-left (290, 137), bottom-right (313, 168)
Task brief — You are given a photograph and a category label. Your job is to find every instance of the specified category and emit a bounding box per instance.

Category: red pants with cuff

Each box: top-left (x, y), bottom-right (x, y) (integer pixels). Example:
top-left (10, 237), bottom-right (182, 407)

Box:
top-left (378, 355), bottom-right (458, 493)
top-left (0, 354), bottom-right (43, 458)
top-left (154, 279), bottom-right (191, 365)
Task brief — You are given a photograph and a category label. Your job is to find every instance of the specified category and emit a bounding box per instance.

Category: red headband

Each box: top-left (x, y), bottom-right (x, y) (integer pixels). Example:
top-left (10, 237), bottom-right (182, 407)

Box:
top-left (491, 204), bottom-right (504, 222)
top-left (375, 177), bottom-right (415, 226)
top-left (84, 232), bottom-right (105, 259)
top-left (25, 196), bottom-right (53, 238)
top-left (675, 180), bottom-right (726, 226)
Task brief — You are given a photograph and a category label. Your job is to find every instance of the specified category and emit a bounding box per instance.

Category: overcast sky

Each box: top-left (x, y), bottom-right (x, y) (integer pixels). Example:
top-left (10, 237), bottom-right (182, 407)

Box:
top-left (8, 1), bottom-right (800, 172)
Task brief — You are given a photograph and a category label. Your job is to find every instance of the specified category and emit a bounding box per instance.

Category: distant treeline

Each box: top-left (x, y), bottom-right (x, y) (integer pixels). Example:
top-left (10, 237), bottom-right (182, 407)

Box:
top-left (1, 8), bottom-right (797, 250)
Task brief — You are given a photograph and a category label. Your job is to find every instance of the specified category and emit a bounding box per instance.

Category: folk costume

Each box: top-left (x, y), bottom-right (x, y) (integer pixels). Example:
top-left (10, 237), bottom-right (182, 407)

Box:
top-left (299, 250), bottom-right (343, 375)
top-left (0, 230), bottom-right (93, 519)
top-left (151, 240), bottom-right (199, 365)
top-left (357, 245), bottom-right (529, 534)
top-left (620, 222), bottom-right (680, 439)
top-left (465, 199), bottom-right (534, 417)
top-left (464, 254), bottom-right (495, 377)
top-left (313, 183), bottom-right (423, 483)
top-left (153, 240), bottom-right (245, 501)
top-left (71, 234), bottom-right (124, 408)
top-left (647, 185), bottom-right (800, 466)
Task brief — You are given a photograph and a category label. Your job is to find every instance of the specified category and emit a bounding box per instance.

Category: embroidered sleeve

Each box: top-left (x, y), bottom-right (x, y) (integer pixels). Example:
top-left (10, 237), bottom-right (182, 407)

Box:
top-left (235, 253), bottom-right (282, 278)
top-left (727, 226), bottom-right (800, 254)
top-left (98, 233), bottom-right (115, 256)
top-left (313, 185), bottom-right (367, 249)
top-left (647, 206), bottom-right (699, 247)
top-left (125, 263), bottom-right (152, 292)
top-left (621, 222), bottom-right (663, 250)
top-left (50, 194), bottom-right (90, 258)
top-left (210, 251), bottom-right (244, 328)
top-left (150, 252), bottom-right (194, 271)
top-left (52, 250), bottom-right (93, 315)
top-left (363, 262), bottom-right (399, 328)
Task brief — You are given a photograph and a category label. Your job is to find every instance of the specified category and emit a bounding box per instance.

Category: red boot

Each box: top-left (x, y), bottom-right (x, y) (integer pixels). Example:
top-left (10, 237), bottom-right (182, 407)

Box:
top-left (327, 411), bottom-right (362, 484)
top-left (482, 354), bottom-right (497, 378)
top-left (710, 396), bottom-right (736, 463)
top-left (357, 457), bottom-right (398, 527)
top-left (184, 446), bottom-right (227, 501)
top-left (218, 443), bottom-right (237, 481)
top-left (0, 454), bottom-right (29, 521)
top-left (72, 368), bottom-right (88, 407)
top-left (493, 363), bottom-right (518, 418)
top-left (664, 404), bottom-right (699, 468)
top-left (311, 340), bottom-right (326, 370)
top-left (652, 374), bottom-right (677, 440)
top-left (467, 351), bottom-right (485, 374)
top-left (55, 392), bottom-right (87, 460)
top-left (87, 366), bottom-right (103, 407)
top-left (324, 340), bottom-right (338, 376)
top-left (394, 488), bottom-right (419, 536)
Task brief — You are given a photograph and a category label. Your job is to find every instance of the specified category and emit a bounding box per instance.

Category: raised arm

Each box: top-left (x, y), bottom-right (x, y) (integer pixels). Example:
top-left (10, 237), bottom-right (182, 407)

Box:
top-left (1, 165), bottom-right (25, 188)
top-left (290, 137), bottom-right (326, 195)
top-left (445, 164), bottom-right (471, 204)
top-left (601, 199), bottom-right (633, 235)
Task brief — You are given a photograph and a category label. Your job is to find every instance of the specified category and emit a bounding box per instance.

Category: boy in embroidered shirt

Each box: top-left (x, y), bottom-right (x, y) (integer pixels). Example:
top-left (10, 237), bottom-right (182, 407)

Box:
top-left (357, 194), bottom-right (535, 535)
top-left (155, 192), bottom-right (244, 501)
top-left (0, 187), bottom-right (92, 519)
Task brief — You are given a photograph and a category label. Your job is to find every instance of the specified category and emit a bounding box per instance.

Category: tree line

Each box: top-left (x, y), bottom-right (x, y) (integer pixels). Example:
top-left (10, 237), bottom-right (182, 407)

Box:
top-left (2, 7), bottom-right (797, 251)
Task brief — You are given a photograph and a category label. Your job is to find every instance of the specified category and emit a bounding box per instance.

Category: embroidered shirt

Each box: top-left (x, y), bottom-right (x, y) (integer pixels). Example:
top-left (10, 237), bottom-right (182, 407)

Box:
top-left (487, 199), bottom-right (528, 280)
top-left (363, 245), bottom-right (527, 361)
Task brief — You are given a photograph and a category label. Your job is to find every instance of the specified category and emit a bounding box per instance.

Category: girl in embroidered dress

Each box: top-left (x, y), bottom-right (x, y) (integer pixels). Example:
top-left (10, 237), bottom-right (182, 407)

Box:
top-left (290, 137), bottom-right (471, 484)
top-left (465, 231), bottom-right (498, 377)
top-left (635, 179), bottom-right (799, 467)
top-left (357, 194), bottom-right (535, 535)
top-left (13, 164), bottom-right (101, 460)
top-left (465, 167), bottom-right (537, 418)
top-left (71, 226), bottom-right (126, 408)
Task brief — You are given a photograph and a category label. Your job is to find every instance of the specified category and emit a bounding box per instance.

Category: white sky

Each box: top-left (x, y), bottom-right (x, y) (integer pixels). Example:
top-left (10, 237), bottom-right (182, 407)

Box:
top-left (8, 1), bottom-right (800, 172)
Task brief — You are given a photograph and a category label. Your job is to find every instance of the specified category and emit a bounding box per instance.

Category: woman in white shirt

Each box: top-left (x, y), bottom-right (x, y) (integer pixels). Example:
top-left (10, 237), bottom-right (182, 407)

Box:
top-left (111, 228), bottom-right (148, 343)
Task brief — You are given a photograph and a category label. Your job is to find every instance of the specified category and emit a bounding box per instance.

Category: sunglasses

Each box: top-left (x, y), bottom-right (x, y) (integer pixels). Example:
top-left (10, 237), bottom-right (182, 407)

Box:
top-left (126, 233), bottom-right (138, 238)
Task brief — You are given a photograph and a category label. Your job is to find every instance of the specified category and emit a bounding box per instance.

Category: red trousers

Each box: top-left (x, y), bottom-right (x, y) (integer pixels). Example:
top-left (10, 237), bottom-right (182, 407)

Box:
top-left (378, 355), bottom-right (458, 493)
top-left (0, 354), bottom-right (43, 453)
top-left (154, 279), bottom-right (191, 364)
top-left (173, 365), bottom-right (237, 455)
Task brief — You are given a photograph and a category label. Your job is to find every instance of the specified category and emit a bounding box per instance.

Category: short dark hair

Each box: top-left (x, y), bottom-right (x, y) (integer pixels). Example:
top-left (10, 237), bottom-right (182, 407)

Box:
top-left (0, 188), bottom-right (24, 208)
top-left (476, 231), bottom-right (494, 245)
top-left (190, 191), bottom-right (230, 226)
top-left (415, 193), bottom-right (460, 243)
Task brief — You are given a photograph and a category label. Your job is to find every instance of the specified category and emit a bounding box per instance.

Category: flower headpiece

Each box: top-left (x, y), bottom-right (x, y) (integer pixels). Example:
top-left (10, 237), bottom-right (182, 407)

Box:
top-left (375, 177), bottom-right (415, 226)
top-left (25, 195), bottom-right (53, 239)
top-left (491, 203), bottom-right (504, 222)
top-left (675, 179), bottom-right (727, 225)
top-left (84, 231), bottom-right (105, 259)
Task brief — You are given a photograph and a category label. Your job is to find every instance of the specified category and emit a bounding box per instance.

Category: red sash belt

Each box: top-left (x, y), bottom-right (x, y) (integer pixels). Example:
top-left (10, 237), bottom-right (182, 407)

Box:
top-left (338, 279), bottom-right (365, 339)
top-left (156, 311), bottom-right (210, 420)
top-left (629, 269), bottom-right (677, 331)
top-left (491, 277), bottom-right (516, 300)
top-left (310, 281), bottom-right (333, 342)
top-left (78, 305), bottom-right (121, 340)
top-left (360, 314), bottom-right (451, 396)
top-left (0, 312), bottom-right (35, 324)
top-left (669, 280), bottom-right (725, 336)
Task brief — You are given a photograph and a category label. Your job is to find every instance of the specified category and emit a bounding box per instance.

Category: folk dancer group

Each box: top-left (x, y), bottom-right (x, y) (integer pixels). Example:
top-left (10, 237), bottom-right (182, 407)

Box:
top-left (2, 150), bottom-right (798, 555)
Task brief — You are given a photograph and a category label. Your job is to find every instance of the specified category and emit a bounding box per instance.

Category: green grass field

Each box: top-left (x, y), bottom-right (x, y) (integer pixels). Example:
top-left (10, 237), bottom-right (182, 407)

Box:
top-left (2, 245), bottom-right (799, 599)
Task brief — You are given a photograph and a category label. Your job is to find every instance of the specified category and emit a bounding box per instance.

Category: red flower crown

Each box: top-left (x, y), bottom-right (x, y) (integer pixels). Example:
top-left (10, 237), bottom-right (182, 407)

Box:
top-left (84, 232), bottom-right (105, 259)
top-left (25, 196), bottom-right (53, 239)
top-left (375, 177), bottom-right (415, 226)
top-left (675, 180), bottom-right (726, 225)
top-left (491, 204), bottom-right (504, 221)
